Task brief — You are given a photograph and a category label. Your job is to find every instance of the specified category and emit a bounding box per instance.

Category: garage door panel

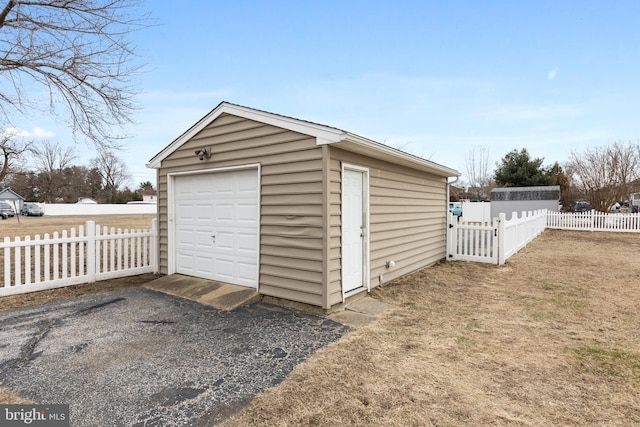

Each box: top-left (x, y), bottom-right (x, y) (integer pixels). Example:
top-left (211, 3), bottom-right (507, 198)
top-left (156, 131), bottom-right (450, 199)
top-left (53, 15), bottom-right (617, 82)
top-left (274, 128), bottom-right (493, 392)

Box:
top-left (216, 204), bottom-right (235, 222)
top-left (176, 227), bottom-right (195, 247)
top-left (216, 174), bottom-right (233, 191)
top-left (238, 203), bottom-right (259, 222)
top-left (238, 262), bottom-right (257, 282)
top-left (215, 258), bottom-right (235, 281)
top-left (195, 204), bottom-right (214, 221)
top-left (194, 230), bottom-right (214, 249)
top-left (176, 203), bottom-right (195, 221)
top-left (174, 169), bottom-right (259, 288)
top-left (237, 172), bottom-right (258, 192)
top-left (238, 233), bottom-right (257, 253)
top-left (216, 231), bottom-right (235, 251)
top-left (177, 253), bottom-right (194, 273)
top-left (195, 256), bottom-right (214, 275)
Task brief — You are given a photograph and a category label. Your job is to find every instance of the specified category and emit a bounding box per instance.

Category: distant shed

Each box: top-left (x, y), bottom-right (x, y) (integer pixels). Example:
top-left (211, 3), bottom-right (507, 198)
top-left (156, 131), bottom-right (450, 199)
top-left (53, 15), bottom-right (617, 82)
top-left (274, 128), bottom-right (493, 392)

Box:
top-left (491, 186), bottom-right (560, 220)
top-left (0, 188), bottom-right (25, 212)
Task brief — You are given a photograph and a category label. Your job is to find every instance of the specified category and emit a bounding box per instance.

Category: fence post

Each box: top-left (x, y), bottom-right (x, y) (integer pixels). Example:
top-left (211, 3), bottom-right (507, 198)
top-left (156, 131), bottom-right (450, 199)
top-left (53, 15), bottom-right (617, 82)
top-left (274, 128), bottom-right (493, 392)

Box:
top-left (4, 237), bottom-right (10, 287)
top-left (491, 217), bottom-right (499, 264)
top-left (497, 213), bottom-right (506, 265)
top-left (446, 212), bottom-right (454, 261)
top-left (151, 218), bottom-right (158, 272)
top-left (86, 221), bottom-right (96, 283)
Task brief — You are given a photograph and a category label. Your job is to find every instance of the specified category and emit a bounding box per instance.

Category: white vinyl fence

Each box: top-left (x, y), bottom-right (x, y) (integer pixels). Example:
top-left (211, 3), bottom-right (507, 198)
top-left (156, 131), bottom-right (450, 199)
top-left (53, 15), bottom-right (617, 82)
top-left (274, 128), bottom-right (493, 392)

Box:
top-left (547, 210), bottom-right (640, 232)
top-left (448, 209), bottom-right (639, 265)
top-left (448, 210), bottom-right (546, 265)
top-left (41, 203), bottom-right (157, 216)
top-left (498, 211), bottom-right (547, 264)
top-left (0, 219), bottom-right (157, 297)
top-left (460, 201), bottom-right (492, 223)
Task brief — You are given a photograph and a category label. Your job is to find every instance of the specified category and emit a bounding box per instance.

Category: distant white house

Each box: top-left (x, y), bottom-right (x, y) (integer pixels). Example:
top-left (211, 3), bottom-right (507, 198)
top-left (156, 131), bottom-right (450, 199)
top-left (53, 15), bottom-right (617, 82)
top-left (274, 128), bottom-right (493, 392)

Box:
top-left (76, 197), bottom-right (98, 204)
top-left (141, 188), bottom-right (157, 203)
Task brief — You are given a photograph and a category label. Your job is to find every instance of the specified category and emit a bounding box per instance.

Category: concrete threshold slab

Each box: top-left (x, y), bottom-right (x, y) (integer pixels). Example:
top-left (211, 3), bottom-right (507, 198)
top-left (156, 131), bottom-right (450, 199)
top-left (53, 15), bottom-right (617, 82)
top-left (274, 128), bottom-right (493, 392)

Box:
top-left (144, 274), bottom-right (259, 311)
top-left (327, 296), bottom-right (388, 329)
top-left (145, 275), bottom-right (388, 327)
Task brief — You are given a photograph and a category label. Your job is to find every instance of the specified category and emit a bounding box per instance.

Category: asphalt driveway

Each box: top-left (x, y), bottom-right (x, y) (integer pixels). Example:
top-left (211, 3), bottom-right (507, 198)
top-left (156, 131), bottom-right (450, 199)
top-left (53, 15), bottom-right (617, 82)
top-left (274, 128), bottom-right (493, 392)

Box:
top-left (0, 287), bottom-right (350, 426)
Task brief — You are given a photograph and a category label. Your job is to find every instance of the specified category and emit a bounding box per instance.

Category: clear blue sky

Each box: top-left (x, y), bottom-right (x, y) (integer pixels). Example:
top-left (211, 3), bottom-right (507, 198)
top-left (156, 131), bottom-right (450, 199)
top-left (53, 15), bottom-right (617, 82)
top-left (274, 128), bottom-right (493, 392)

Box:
top-left (12, 0), bottom-right (640, 187)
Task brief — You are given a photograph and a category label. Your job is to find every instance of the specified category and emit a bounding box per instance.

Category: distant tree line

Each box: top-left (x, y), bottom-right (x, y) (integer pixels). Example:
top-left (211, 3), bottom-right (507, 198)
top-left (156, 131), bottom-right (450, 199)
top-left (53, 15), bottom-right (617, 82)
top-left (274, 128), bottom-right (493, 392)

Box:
top-left (462, 141), bottom-right (640, 212)
top-left (0, 140), bottom-right (151, 204)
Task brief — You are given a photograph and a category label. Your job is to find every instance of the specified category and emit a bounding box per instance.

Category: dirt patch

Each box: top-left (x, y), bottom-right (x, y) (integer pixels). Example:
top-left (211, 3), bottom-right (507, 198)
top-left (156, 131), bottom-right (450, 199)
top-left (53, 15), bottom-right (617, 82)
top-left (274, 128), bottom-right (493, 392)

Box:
top-left (218, 230), bottom-right (640, 426)
top-left (0, 388), bottom-right (32, 404)
top-left (0, 273), bottom-right (158, 311)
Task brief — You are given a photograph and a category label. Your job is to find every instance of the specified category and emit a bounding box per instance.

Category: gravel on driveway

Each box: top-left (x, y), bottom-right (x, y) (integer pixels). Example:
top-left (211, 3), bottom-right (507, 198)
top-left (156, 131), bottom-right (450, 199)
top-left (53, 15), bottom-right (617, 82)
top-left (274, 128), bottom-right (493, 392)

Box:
top-left (0, 287), bottom-right (350, 426)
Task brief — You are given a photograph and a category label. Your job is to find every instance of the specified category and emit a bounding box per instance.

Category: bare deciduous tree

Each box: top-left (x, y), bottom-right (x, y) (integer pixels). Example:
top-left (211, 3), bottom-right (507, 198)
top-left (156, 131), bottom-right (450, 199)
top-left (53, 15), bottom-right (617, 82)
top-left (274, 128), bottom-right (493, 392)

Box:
top-left (29, 139), bottom-right (76, 201)
top-left (0, 0), bottom-right (149, 148)
top-left (464, 145), bottom-right (493, 200)
top-left (91, 150), bottom-right (130, 202)
top-left (30, 140), bottom-right (76, 172)
top-left (0, 130), bottom-right (28, 183)
top-left (568, 141), bottom-right (640, 211)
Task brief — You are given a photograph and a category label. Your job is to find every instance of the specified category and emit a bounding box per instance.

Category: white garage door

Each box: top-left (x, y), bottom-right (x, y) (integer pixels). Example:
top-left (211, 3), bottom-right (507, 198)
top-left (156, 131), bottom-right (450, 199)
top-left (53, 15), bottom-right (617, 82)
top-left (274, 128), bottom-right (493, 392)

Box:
top-left (174, 169), bottom-right (259, 288)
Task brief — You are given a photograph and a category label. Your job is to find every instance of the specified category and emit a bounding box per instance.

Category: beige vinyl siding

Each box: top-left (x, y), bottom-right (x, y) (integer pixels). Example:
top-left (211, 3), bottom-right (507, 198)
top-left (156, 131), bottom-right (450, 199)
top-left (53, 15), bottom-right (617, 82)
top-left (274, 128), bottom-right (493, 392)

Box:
top-left (157, 114), bottom-right (325, 306)
top-left (157, 172), bottom-right (169, 274)
top-left (370, 166), bottom-right (447, 284)
top-left (330, 147), bottom-right (447, 295)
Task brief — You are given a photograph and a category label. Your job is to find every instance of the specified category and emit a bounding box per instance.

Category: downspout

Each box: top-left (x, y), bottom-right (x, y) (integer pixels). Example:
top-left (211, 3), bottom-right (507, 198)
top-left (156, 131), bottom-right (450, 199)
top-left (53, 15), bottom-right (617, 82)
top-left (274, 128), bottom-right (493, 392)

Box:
top-left (446, 176), bottom-right (459, 261)
top-left (447, 175), bottom-right (459, 206)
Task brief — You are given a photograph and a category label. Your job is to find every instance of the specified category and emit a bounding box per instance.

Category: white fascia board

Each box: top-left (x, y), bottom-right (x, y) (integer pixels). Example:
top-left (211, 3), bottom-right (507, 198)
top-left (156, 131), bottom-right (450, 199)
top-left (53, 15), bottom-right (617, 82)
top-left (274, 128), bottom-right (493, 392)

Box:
top-left (147, 102), bottom-right (345, 169)
top-left (146, 104), bottom-right (224, 169)
top-left (226, 104), bottom-right (346, 144)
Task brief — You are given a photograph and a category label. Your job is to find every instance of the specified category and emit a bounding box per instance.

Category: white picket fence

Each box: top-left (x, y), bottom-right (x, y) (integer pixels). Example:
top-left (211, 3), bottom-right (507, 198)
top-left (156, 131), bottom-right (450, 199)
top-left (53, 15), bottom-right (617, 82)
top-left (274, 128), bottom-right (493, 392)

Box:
top-left (0, 219), bottom-right (157, 297)
top-left (499, 211), bottom-right (547, 264)
top-left (447, 210), bottom-right (547, 265)
top-left (448, 209), bottom-right (639, 265)
top-left (547, 210), bottom-right (640, 232)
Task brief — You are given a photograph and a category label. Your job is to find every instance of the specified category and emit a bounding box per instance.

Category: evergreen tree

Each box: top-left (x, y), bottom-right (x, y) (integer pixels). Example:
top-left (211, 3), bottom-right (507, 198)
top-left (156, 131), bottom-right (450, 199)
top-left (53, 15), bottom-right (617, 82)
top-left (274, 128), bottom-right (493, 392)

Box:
top-left (494, 148), bottom-right (551, 187)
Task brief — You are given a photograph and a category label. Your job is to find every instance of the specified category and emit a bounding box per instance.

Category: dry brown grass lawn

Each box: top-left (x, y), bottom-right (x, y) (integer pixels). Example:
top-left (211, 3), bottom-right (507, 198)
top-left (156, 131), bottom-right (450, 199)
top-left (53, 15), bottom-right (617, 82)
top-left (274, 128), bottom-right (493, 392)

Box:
top-left (1, 223), bottom-right (639, 425)
top-left (0, 214), bottom-right (156, 238)
top-left (219, 230), bottom-right (640, 426)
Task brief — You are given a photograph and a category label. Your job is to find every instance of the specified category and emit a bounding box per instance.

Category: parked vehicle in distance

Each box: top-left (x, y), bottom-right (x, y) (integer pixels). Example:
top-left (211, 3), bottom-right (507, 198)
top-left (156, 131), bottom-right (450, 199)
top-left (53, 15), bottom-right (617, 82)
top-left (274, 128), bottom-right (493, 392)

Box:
top-left (20, 202), bottom-right (44, 216)
top-left (449, 202), bottom-right (462, 217)
top-left (0, 202), bottom-right (15, 218)
top-left (572, 200), bottom-right (592, 212)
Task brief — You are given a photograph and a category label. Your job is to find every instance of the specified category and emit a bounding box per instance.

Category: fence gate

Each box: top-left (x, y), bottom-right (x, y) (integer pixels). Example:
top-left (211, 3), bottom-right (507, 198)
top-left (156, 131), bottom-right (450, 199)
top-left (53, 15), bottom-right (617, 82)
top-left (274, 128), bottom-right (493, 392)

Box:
top-left (447, 214), bottom-right (499, 264)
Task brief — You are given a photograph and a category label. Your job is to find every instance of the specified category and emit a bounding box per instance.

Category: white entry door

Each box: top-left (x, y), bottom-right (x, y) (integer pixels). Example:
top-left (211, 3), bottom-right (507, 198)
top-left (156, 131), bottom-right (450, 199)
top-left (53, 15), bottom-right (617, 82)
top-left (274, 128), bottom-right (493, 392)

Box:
top-left (342, 167), bottom-right (367, 295)
top-left (173, 169), bottom-right (259, 288)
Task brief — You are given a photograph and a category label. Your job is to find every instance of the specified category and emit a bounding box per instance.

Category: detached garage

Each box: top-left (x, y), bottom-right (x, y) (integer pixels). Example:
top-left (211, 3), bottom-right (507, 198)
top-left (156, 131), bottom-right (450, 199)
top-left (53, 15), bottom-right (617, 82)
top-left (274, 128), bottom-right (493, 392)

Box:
top-left (147, 102), bottom-right (459, 309)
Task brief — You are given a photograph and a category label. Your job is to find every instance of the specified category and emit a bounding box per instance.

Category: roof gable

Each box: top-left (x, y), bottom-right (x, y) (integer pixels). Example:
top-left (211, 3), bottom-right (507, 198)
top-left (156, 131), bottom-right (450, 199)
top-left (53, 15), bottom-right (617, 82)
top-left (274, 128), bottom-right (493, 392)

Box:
top-left (147, 101), bottom-right (459, 177)
top-left (0, 188), bottom-right (25, 200)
